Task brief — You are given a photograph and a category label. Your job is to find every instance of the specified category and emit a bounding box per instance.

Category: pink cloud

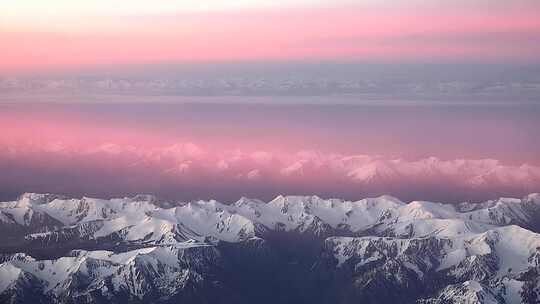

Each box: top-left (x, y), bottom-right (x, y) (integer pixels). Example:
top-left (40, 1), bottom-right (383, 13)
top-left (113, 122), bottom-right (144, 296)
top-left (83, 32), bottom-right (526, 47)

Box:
top-left (0, 103), bottom-right (538, 201)
top-left (1, 139), bottom-right (538, 202)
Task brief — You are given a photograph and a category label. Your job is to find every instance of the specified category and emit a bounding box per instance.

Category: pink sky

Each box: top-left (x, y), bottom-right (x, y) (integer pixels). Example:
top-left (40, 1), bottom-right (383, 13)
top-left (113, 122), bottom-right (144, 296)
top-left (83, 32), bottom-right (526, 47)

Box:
top-left (1, 1), bottom-right (539, 201)
top-left (2, 1), bottom-right (540, 72)
top-left (0, 103), bottom-right (539, 202)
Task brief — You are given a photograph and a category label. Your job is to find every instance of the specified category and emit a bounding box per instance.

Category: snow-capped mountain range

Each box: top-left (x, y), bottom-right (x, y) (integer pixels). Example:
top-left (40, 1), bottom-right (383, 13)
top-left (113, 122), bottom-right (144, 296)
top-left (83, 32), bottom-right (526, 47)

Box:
top-left (1, 193), bottom-right (540, 303)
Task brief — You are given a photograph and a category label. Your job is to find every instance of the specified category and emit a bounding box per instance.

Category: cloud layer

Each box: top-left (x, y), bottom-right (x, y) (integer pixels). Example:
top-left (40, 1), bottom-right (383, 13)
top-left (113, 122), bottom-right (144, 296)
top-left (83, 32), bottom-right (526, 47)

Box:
top-left (1, 141), bottom-right (538, 203)
top-left (1, 101), bottom-right (538, 202)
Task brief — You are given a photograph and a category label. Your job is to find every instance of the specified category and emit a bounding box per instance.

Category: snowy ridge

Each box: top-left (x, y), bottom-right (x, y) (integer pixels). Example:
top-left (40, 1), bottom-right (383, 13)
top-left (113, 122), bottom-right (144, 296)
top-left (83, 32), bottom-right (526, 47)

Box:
top-left (328, 225), bottom-right (540, 274)
top-left (326, 225), bottom-right (540, 303)
top-left (1, 193), bottom-right (540, 244)
top-left (1, 245), bottom-right (218, 302)
top-left (424, 281), bottom-right (504, 304)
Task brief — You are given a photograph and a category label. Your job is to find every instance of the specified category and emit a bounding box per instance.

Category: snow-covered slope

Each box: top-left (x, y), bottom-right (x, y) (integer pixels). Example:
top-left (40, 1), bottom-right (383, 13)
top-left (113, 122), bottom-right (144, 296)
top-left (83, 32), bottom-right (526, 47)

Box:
top-left (424, 281), bottom-right (505, 304)
top-left (325, 224), bottom-right (540, 304)
top-left (1, 244), bottom-right (221, 303)
top-left (234, 195), bottom-right (404, 235)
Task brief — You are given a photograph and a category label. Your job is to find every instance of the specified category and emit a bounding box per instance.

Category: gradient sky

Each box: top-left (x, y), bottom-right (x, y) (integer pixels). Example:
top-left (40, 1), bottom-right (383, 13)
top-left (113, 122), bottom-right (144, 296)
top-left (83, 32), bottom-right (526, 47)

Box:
top-left (2, 0), bottom-right (540, 72)
top-left (1, 1), bottom-right (540, 202)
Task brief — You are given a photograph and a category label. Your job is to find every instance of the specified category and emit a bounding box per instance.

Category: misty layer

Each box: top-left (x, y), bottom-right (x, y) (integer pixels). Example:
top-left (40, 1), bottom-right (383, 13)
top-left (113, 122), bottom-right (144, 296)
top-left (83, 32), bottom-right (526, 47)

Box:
top-left (1, 141), bottom-right (538, 202)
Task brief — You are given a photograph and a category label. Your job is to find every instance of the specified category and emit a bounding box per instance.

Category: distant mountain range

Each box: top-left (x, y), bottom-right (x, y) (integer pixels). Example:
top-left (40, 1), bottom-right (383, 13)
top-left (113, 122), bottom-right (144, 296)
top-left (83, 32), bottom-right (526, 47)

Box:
top-left (1, 192), bottom-right (540, 303)
top-left (2, 73), bottom-right (540, 101)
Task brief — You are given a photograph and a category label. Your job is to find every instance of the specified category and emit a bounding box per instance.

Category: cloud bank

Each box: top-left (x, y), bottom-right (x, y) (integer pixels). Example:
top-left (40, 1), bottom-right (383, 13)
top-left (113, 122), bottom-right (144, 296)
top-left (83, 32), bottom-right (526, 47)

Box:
top-left (1, 141), bottom-right (538, 203)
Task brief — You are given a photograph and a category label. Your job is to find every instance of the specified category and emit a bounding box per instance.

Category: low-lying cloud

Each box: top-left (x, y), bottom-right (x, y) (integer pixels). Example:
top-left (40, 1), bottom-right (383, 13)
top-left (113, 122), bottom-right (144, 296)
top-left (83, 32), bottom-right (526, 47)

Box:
top-left (1, 141), bottom-right (538, 203)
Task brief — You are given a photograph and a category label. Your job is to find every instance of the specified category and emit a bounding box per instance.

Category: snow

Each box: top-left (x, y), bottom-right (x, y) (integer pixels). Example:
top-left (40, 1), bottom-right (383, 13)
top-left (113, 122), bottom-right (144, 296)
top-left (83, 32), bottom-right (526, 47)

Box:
top-left (500, 278), bottom-right (524, 304)
top-left (463, 280), bottom-right (483, 292)
top-left (0, 245), bottom-right (207, 297)
top-left (526, 193), bottom-right (540, 204)
top-left (328, 226), bottom-right (540, 278)
top-left (0, 263), bottom-right (22, 293)
top-left (233, 195), bottom-right (403, 232)
top-left (438, 225), bottom-right (540, 272)
top-left (489, 225), bottom-right (540, 276)
top-left (124, 217), bottom-right (176, 242)
top-left (3, 192), bottom-right (540, 246)
top-left (329, 223), bottom-right (540, 287)
top-left (438, 248), bottom-right (468, 270)
top-left (328, 237), bottom-right (357, 266)
top-left (461, 198), bottom-right (531, 226)
top-left (8, 208), bottom-right (34, 225)
top-left (175, 200), bottom-right (255, 242)
top-left (9, 255), bottom-right (84, 292)
top-left (387, 218), bottom-right (495, 238)
top-left (391, 200), bottom-right (458, 222)
top-left (35, 198), bottom-right (111, 225)
top-left (447, 281), bottom-right (501, 304)
top-left (85, 247), bottom-right (156, 265)
top-left (1, 192), bottom-right (540, 253)
top-left (2, 192), bottom-right (540, 302)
